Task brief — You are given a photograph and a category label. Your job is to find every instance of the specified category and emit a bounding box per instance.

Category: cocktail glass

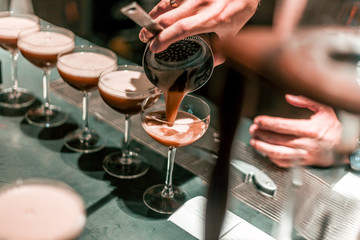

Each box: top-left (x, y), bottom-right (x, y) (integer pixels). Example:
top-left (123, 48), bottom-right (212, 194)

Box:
top-left (0, 11), bottom-right (39, 109)
top-left (141, 93), bottom-right (210, 214)
top-left (18, 25), bottom-right (75, 127)
top-left (98, 65), bottom-right (160, 179)
top-left (57, 45), bottom-right (117, 153)
top-left (0, 178), bottom-right (86, 240)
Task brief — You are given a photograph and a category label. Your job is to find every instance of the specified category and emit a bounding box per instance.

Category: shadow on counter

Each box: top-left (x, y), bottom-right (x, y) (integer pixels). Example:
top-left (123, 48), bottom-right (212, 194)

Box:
top-left (72, 140), bottom-right (199, 219)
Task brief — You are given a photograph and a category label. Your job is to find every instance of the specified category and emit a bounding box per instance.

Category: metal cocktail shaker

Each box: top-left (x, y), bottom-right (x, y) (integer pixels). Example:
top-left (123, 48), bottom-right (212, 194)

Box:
top-left (121, 2), bottom-right (214, 93)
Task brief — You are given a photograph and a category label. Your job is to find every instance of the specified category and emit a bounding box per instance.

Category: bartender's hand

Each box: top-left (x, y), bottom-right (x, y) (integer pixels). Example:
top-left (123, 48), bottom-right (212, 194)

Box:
top-left (249, 94), bottom-right (347, 168)
top-left (139, 0), bottom-right (260, 66)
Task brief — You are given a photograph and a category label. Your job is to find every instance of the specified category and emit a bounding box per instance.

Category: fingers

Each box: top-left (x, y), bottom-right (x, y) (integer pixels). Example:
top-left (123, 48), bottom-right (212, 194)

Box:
top-left (249, 135), bottom-right (338, 168)
top-left (149, 4), bottom-right (222, 52)
top-left (138, 1), bottom-right (175, 43)
top-left (249, 95), bottom-right (342, 169)
top-left (148, 17), bottom-right (203, 52)
top-left (139, 28), bottom-right (153, 43)
top-left (148, 0), bottom-right (176, 19)
top-left (285, 94), bottom-right (319, 110)
top-left (249, 138), bottom-right (309, 168)
top-left (139, 0), bottom-right (197, 44)
top-left (252, 95), bottom-right (339, 139)
top-left (250, 137), bottom-right (307, 160)
top-left (250, 126), bottom-right (316, 150)
top-left (138, 0), bottom-right (255, 54)
top-left (138, 0), bottom-right (173, 42)
top-left (285, 94), bottom-right (338, 120)
top-left (252, 115), bottom-right (318, 138)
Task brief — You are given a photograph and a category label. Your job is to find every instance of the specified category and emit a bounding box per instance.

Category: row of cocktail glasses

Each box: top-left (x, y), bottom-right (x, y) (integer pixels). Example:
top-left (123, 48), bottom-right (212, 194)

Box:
top-left (0, 11), bottom-right (151, 177)
top-left (0, 11), bottom-right (211, 238)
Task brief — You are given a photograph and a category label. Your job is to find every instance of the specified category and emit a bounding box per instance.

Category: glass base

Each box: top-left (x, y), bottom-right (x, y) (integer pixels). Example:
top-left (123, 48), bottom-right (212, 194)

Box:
top-left (64, 128), bottom-right (105, 153)
top-left (103, 151), bottom-right (149, 179)
top-left (0, 88), bottom-right (35, 109)
top-left (25, 105), bottom-right (68, 128)
top-left (143, 184), bottom-right (188, 214)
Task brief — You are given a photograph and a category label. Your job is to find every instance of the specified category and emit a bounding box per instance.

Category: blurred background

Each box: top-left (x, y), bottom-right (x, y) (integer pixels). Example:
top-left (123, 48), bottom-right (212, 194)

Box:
top-left (7, 0), bottom-right (310, 121)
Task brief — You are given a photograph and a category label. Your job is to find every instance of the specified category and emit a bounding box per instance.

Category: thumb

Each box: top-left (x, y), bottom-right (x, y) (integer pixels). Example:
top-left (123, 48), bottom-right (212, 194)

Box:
top-left (285, 94), bottom-right (323, 113)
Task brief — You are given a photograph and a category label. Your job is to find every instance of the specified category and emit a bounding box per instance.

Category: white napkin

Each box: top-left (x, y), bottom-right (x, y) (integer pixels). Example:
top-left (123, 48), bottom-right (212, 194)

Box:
top-left (332, 172), bottom-right (360, 201)
top-left (168, 196), bottom-right (274, 240)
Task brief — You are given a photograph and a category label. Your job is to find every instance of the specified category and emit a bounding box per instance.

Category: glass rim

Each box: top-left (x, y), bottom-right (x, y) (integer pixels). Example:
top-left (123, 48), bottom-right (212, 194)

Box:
top-left (0, 10), bottom-right (39, 20)
top-left (99, 64), bottom-right (159, 95)
top-left (0, 178), bottom-right (86, 210)
top-left (142, 92), bottom-right (211, 125)
top-left (0, 11), bottom-right (39, 30)
top-left (57, 44), bottom-right (118, 71)
top-left (18, 25), bottom-right (75, 47)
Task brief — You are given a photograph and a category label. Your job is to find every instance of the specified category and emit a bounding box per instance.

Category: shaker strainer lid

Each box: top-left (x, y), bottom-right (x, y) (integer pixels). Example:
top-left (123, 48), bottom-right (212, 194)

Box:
top-left (154, 39), bottom-right (203, 67)
top-left (145, 35), bottom-right (213, 70)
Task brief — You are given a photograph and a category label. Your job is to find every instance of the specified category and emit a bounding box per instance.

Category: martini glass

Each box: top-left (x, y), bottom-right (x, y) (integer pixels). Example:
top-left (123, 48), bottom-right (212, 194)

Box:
top-left (18, 25), bottom-right (75, 127)
top-left (98, 65), bottom-right (160, 179)
top-left (0, 11), bottom-right (39, 109)
top-left (57, 45), bottom-right (117, 153)
top-left (141, 93), bottom-right (210, 214)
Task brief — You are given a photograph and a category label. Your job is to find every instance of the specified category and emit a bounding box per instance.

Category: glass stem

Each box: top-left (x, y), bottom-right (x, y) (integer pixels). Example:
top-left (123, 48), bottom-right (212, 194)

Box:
top-left (122, 114), bottom-right (131, 161)
top-left (82, 91), bottom-right (90, 133)
top-left (42, 68), bottom-right (51, 112)
top-left (10, 51), bottom-right (19, 96)
top-left (162, 147), bottom-right (176, 198)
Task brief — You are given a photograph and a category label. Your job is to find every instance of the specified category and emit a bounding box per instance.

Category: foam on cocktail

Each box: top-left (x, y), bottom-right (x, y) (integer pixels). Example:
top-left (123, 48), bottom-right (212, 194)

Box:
top-left (0, 181), bottom-right (86, 240)
top-left (18, 31), bottom-right (74, 54)
top-left (143, 111), bottom-right (206, 147)
top-left (57, 52), bottom-right (117, 78)
top-left (99, 70), bottom-right (155, 98)
top-left (0, 17), bottom-right (38, 38)
top-left (147, 117), bottom-right (192, 132)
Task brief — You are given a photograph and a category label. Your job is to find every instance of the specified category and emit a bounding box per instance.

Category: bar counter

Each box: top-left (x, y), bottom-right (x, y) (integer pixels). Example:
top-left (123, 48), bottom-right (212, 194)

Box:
top-left (0, 33), bottom-right (277, 239)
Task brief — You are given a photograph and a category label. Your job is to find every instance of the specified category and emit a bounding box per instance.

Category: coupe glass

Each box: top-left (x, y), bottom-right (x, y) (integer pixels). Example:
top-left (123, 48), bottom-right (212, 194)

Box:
top-left (0, 11), bottom-right (39, 109)
top-left (18, 25), bottom-right (75, 127)
top-left (141, 93), bottom-right (210, 214)
top-left (57, 45), bottom-right (117, 153)
top-left (99, 65), bottom-right (160, 178)
top-left (0, 178), bottom-right (86, 240)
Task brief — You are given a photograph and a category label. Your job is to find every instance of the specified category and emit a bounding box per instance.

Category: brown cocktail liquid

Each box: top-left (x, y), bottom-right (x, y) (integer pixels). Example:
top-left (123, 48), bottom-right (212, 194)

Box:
top-left (143, 110), bottom-right (206, 148)
top-left (148, 69), bottom-right (189, 123)
top-left (143, 38), bottom-right (213, 123)
top-left (163, 72), bottom-right (189, 124)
